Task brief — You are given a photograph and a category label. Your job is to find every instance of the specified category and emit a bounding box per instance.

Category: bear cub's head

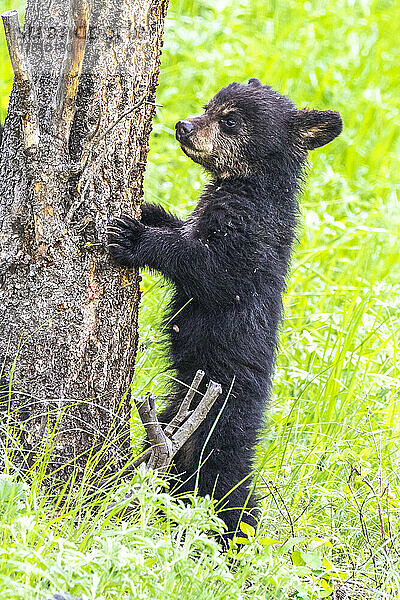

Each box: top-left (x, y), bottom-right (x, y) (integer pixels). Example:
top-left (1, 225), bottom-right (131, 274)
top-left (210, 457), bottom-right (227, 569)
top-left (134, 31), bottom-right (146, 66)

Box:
top-left (175, 78), bottom-right (342, 179)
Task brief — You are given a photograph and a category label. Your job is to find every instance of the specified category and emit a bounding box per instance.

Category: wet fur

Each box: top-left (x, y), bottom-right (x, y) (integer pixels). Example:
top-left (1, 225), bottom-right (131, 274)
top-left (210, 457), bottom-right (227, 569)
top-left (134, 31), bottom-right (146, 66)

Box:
top-left (108, 80), bottom-right (342, 537)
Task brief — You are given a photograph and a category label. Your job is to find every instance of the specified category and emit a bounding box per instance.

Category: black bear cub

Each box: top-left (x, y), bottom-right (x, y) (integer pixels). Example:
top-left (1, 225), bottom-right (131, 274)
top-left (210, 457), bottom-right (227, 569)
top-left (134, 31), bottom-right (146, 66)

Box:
top-left (108, 79), bottom-right (342, 538)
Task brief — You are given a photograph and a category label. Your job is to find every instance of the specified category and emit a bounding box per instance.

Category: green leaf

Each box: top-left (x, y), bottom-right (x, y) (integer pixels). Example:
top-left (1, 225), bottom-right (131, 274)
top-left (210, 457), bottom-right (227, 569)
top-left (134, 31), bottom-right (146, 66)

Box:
top-left (145, 557), bottom-right (156, 567)
top-left (302, 552), bottom-right (324, 570)
top-left (0, 476), bottom-right (28, 504)
top-left (292, 550), bottom-right (306, 566)
top-left (322, 557), bottom-right (334, 570)
top-left (239, 521), bottom-right (255, 538)
top-left (281, 537), bottom-right (305, 553)
top-left (320, 579), bottom-right (333, 593)
top-left (310, 537), bottom-right (333, 549)
top-left (233, 536), bottom-right (250, 545)
top-left (259, 537), bottom-right (281, 546)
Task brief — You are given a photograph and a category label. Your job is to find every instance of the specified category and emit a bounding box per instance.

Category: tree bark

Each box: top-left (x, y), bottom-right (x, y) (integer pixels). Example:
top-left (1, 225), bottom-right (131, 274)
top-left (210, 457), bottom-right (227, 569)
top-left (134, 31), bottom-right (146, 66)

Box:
top-left (0, 0), bottom-right (169, 481)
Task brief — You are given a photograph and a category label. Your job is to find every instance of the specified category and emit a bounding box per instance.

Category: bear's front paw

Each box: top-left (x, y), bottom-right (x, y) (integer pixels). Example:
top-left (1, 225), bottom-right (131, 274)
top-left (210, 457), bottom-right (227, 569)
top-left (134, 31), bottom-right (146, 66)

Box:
top-left (108, 214), bottom-right (145, 268)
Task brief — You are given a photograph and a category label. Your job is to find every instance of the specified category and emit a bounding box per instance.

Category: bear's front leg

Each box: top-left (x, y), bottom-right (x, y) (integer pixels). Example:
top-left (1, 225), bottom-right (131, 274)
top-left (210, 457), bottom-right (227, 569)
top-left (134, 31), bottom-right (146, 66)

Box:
top-left (108, 213), bottom-right (184, 270)
top-left (108, 214), bottom-right (186, 272)
top-left (141, 203), bottom-right (183, 230)
top-left (108, 213), bottom-right (236, 307)
top-left (108, 213), bottom-right (201, 277)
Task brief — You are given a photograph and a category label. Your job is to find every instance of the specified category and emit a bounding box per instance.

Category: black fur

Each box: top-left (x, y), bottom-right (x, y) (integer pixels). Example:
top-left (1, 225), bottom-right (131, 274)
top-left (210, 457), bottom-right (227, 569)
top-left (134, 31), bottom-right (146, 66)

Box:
top-left (108, 80), bottom-right (342, 537)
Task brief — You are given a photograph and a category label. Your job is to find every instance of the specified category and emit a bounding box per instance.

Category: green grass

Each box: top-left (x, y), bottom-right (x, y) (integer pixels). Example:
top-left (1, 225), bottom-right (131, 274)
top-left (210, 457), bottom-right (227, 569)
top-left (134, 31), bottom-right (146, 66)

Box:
top-left (1, 0), bottom-right (400, 598)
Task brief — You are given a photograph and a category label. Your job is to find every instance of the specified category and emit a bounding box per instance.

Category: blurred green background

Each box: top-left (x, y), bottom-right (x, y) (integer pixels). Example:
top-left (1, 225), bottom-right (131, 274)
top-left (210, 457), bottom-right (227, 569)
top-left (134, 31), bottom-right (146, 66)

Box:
top-left (1, 0), bottom-right (400, 597)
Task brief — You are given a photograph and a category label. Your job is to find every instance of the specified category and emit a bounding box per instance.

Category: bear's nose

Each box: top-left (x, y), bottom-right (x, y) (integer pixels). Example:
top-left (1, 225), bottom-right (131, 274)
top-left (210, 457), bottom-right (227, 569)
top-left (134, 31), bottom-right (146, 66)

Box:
top-left (175, 120), bottom-right (194, 142)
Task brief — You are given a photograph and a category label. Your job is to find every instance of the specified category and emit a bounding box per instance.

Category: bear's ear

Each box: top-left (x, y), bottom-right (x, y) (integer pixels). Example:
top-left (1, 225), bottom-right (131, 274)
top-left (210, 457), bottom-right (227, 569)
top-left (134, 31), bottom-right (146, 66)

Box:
top-left (292, 109), bottom-right (342, 150)
top-left (248, 78), bottom-right (263, 87)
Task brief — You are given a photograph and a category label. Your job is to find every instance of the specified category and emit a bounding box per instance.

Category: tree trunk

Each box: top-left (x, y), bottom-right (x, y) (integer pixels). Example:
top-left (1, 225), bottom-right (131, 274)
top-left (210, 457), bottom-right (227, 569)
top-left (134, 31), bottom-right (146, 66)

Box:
top-left (0, 0), bottom-right (168, 481)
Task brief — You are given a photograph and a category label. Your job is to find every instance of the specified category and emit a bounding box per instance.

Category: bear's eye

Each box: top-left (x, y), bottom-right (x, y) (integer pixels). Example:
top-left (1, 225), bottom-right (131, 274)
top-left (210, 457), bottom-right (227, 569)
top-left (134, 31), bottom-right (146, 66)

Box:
top-left (221, 117), bottom-right (237, 129)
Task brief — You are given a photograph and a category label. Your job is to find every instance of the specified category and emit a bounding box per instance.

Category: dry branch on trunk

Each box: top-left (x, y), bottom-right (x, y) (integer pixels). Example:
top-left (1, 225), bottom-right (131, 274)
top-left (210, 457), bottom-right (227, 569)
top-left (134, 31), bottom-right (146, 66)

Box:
top-left (134, 370), bottom-right (222, 473)
top-left (106, 371), bottom-right (222, 514)
top-left (54, 0), bottom-right (92, 144)
top-left (0, 0), bottom-right (169, 480)
top-left (1, 10), bottom-right (39, 151)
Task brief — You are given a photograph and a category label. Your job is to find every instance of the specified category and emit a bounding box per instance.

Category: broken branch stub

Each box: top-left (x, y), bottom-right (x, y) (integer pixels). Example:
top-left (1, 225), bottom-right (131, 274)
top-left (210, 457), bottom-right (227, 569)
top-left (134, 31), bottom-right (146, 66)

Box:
top-left (134, 392), bottom-right (173, 472)
top-left (54, 0), bottom-right (92, 143)
top-left (1, 9), bottom-right (39, 152)
top-left (170, 379), bottom-right (222, 453)
top-left (164, 369), bottom-right (205, 437)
